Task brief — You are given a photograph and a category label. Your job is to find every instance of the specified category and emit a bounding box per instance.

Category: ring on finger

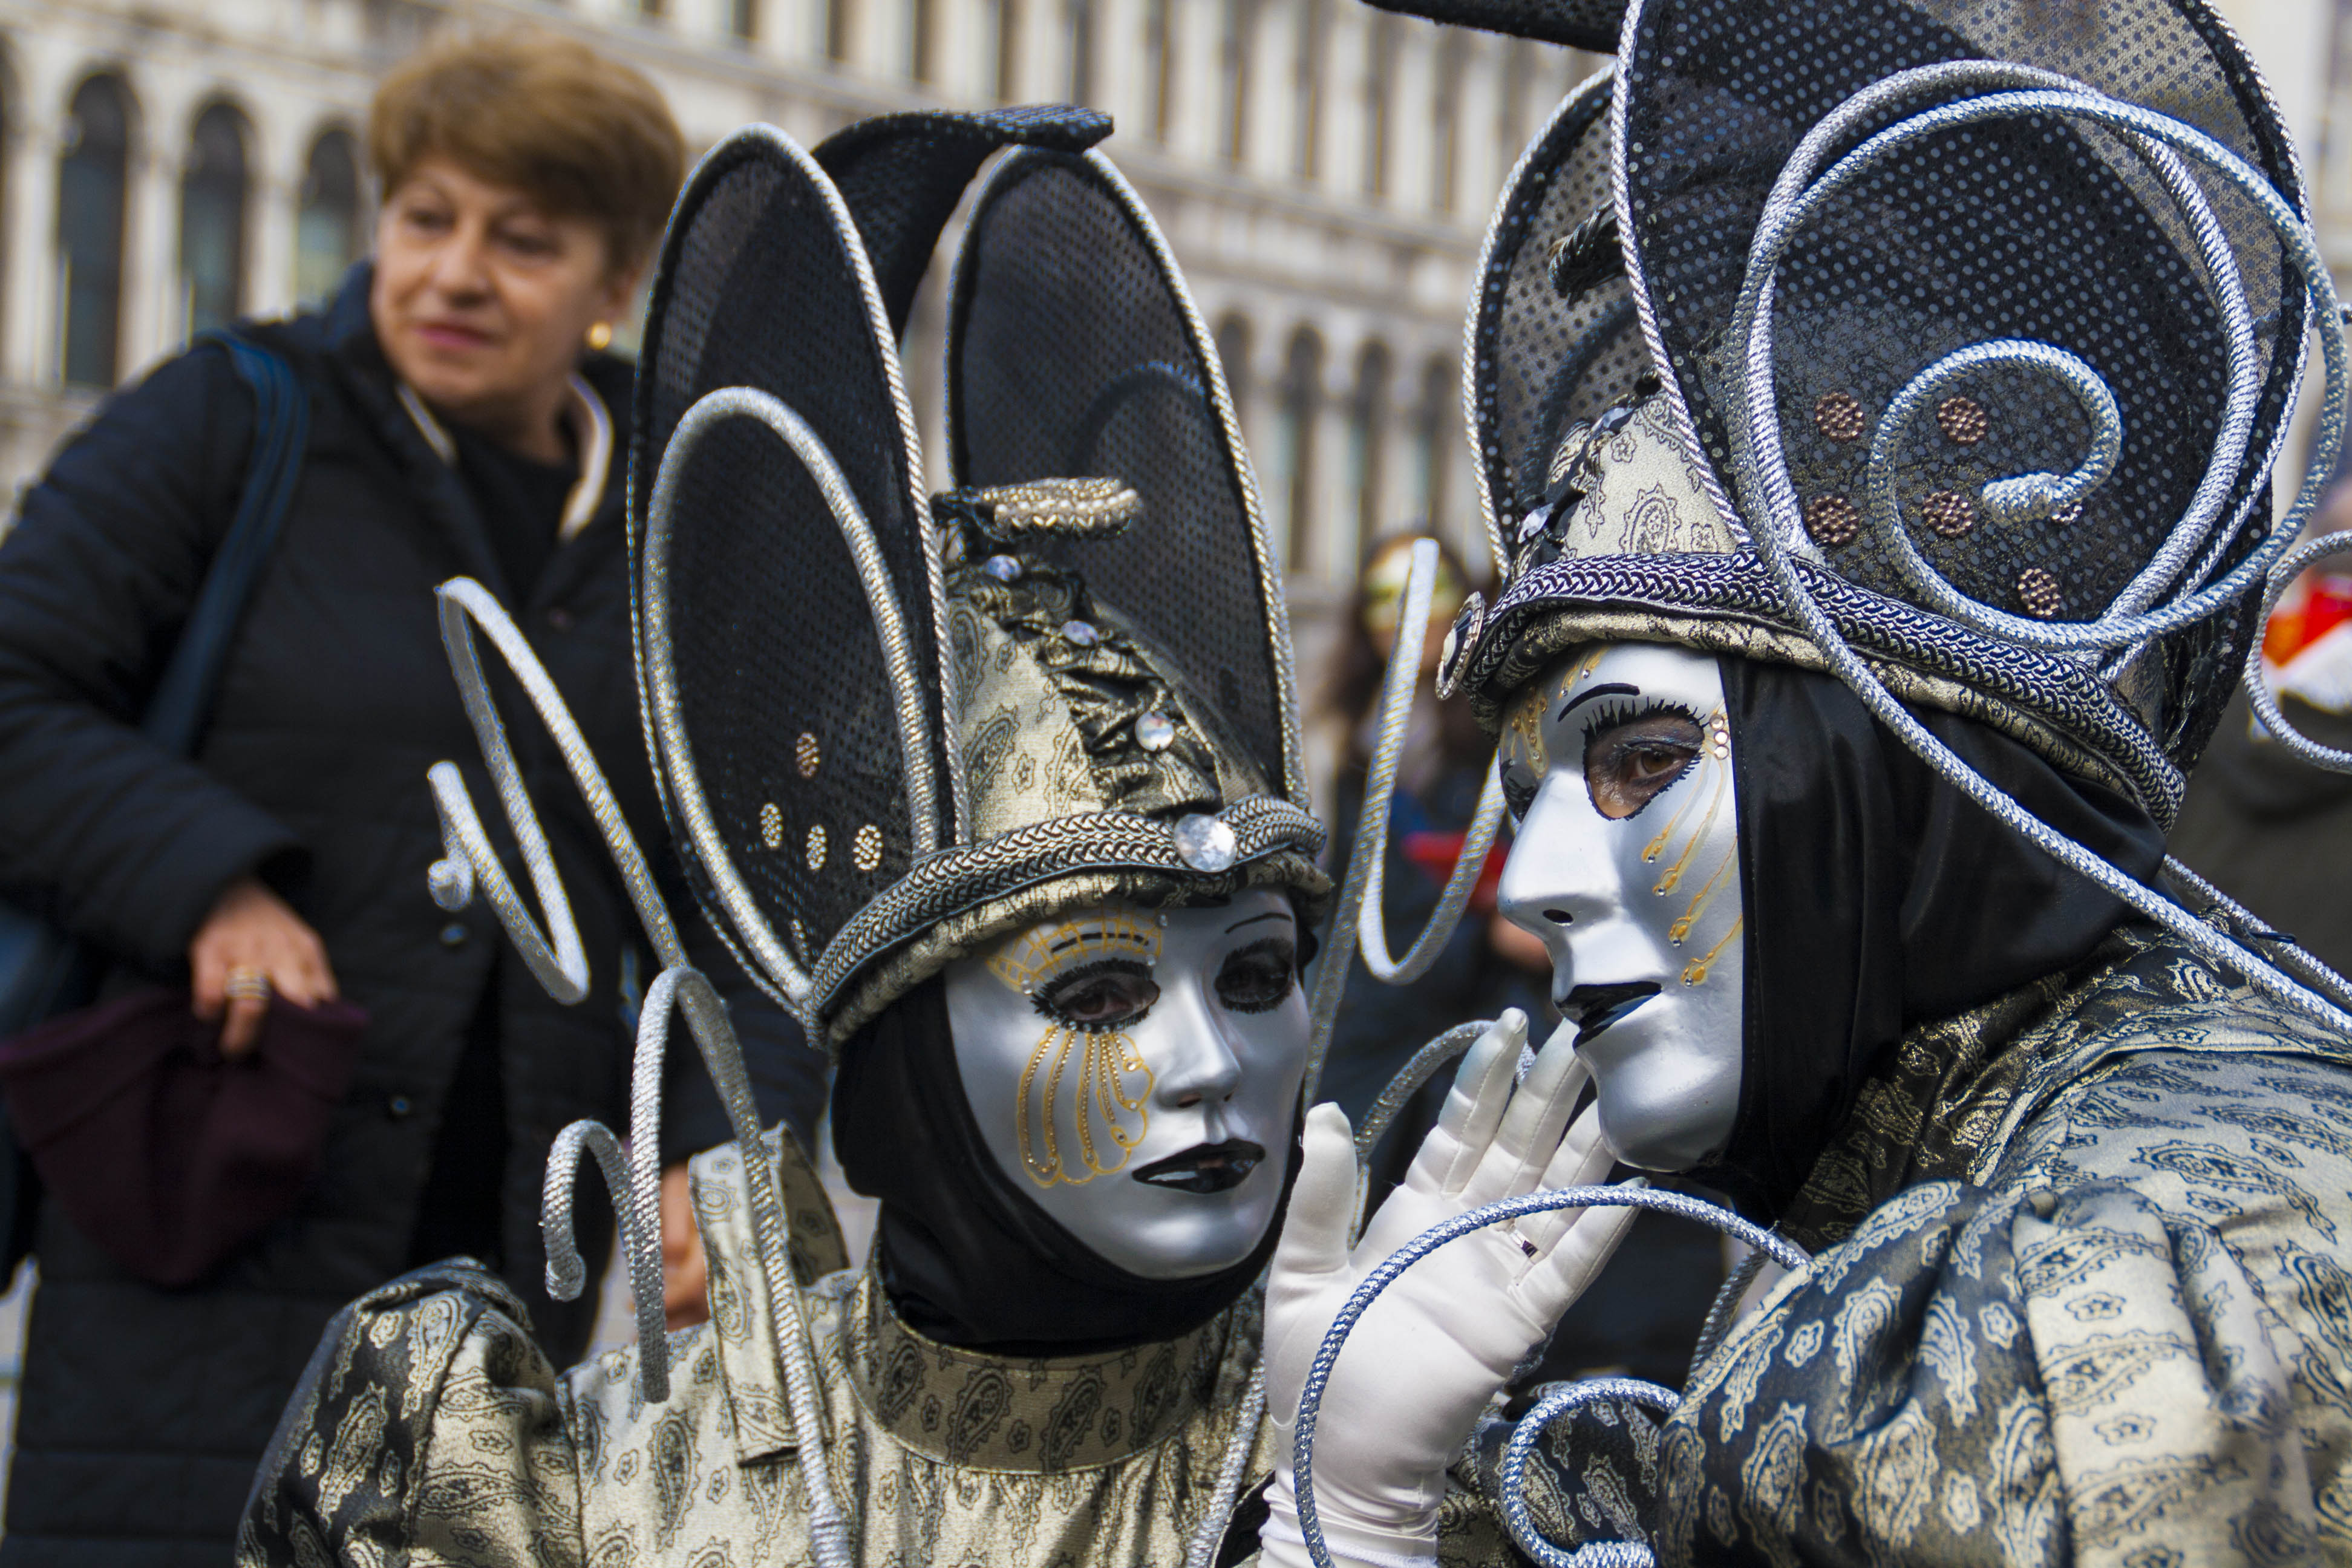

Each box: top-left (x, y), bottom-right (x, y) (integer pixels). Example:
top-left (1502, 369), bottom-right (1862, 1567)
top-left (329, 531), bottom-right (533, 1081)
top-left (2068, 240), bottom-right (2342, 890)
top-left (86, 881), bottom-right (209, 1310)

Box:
top-left (224, 967), bottom-right (272, 1004)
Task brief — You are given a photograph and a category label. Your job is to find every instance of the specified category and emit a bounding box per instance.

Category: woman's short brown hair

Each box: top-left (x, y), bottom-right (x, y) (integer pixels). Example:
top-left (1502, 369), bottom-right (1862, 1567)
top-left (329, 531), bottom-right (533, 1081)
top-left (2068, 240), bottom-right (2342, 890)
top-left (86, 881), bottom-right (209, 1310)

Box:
top-left (369, 27), bottom-right (685, 272)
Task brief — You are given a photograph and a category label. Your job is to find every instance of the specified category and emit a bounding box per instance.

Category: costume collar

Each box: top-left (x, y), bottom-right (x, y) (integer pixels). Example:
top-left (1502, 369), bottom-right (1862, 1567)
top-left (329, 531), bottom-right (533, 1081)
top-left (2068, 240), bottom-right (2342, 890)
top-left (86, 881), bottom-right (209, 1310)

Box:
top-left (843, 1266), bottom-right (1233, 1473)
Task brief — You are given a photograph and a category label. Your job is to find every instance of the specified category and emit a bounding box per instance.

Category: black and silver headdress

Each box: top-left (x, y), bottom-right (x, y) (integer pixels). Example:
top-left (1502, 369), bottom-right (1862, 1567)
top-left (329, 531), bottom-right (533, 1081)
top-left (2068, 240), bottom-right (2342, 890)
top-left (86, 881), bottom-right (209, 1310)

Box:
top-left (1423, 0), bottom-right (2352, 1035)
top-left (629, 110), bottom-right (1324, 1049)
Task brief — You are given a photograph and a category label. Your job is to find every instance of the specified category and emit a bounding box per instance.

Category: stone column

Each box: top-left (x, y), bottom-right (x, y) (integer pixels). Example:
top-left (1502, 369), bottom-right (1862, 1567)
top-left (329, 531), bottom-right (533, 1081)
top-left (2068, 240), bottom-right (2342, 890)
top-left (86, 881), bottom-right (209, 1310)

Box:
top-left (2, 108), bottom-right (60, 387)
top-left (1315, 1), bottom-right (1367, 198)
top-left (120, 88), bottom-right (189, 383)
top-left (1243, 0), bottom-right (1297, 181)
top-left (247, 106), bottom-right (301, 320)
top-left (1167, 0), bottom-right (1223, 164)
top-left (1388, 17), bottom-right (1435, 215)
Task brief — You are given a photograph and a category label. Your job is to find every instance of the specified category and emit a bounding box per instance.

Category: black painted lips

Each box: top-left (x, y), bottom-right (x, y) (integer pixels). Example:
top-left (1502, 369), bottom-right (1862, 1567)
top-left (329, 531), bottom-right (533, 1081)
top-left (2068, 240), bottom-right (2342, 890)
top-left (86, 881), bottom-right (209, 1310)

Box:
top-left (1130, 1139), bottom-right (1267, 1194)
top-left (1561, 981), bottom-right (1662, 1046)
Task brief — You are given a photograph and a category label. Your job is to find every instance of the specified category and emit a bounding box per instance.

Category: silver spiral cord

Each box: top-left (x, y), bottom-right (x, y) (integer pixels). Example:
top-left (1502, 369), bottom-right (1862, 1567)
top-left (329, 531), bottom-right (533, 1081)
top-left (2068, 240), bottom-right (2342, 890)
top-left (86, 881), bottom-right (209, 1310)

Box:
top-left (1723, 61), bottom-right (2352, 1040)
top-left (425, 580), bottom-right (853, 1568)
top-left (1498, 1378), bottom-right (1681, 1568)
top-left (1287, 1183), bottom-right (1809, 1568)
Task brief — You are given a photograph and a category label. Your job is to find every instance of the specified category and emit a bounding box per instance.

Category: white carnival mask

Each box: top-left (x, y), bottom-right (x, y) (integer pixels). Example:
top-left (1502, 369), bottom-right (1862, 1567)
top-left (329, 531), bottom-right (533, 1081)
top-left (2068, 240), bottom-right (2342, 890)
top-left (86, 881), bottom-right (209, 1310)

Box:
top-left (1494, 642), bottom-right (1744, 1171)
top-left (942, 888), bottom-right (1308, 1279)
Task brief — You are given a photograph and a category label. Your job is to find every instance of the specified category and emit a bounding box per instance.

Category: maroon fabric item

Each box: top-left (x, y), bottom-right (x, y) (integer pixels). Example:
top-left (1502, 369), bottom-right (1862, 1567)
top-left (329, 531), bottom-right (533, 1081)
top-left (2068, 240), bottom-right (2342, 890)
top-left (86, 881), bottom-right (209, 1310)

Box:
top-left (0, 988), bottom-right (364, 1286)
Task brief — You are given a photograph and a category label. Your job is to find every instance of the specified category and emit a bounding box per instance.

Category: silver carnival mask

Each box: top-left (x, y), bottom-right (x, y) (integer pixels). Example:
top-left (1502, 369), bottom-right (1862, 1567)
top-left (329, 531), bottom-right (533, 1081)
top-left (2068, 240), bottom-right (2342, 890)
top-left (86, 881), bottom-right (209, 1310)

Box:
top-left (1495, 642), bottom-right (1743, 1171)
top-left (942, 889), bottom-right (1308, 1279)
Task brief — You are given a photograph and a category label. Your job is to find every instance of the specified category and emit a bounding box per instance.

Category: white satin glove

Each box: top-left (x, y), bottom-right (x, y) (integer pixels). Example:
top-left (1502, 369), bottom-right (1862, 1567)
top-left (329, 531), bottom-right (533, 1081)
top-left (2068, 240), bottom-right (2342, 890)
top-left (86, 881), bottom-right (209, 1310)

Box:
top-left (1257, 1010), bottom-right (1638, 1568)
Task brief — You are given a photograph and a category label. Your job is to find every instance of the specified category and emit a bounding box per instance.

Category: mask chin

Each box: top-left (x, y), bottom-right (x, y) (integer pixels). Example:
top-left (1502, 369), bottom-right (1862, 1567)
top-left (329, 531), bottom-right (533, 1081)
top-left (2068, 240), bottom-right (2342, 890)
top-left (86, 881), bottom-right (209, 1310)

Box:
top-left (1495, 642), bottom-right (1747, 1176)
top-left (941, 893), bottom-right (1310, 1281)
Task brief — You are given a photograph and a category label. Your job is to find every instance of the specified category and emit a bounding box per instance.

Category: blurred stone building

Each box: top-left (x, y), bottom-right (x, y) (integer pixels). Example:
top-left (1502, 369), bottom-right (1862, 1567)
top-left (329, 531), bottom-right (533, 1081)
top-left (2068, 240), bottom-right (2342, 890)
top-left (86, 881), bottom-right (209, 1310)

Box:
top-left (0, 0), bottom-right (1599, 625)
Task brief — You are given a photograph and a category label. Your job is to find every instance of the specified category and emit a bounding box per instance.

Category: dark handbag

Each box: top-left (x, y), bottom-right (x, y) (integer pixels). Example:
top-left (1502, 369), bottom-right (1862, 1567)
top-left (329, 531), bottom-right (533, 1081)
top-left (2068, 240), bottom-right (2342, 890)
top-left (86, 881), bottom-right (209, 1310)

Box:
top-left (0, 334), bottom-right (310, 1273)
top-left (0, 988), bottom-right (365, 1285)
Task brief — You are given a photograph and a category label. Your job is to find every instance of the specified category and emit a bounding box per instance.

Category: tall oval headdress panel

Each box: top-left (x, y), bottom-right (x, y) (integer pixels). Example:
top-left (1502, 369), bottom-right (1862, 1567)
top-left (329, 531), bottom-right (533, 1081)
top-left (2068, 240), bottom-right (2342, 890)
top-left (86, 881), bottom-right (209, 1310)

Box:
top-left (944, 149), bottom-right (1310, 810)
top-left (1468, 67), bottom-right (1649, 575)
top-left (1610, 0), bottom-right (2306, 760)
top-left (629, 127), bottom-right (954, 1008)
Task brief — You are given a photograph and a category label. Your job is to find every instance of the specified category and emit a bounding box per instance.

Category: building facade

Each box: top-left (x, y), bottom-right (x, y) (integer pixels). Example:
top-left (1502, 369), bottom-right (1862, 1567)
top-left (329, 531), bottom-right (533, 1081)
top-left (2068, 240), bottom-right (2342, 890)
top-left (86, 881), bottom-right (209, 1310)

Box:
top-left (0, 0), bottom-right (1601, 616)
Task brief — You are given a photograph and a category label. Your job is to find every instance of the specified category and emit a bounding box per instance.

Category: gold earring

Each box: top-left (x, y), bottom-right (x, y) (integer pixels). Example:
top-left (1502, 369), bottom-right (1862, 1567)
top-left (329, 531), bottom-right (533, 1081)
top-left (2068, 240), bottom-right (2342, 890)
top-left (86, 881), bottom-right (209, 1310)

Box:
top-left (585, 321), bottom-right (613, 351)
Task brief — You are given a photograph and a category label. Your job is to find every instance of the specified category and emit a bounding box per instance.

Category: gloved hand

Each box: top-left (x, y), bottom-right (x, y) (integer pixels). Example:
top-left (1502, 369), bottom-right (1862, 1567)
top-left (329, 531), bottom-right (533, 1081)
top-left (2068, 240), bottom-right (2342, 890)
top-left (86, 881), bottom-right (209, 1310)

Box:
top-left (1257, 1010), bottom-right (1636, 1568)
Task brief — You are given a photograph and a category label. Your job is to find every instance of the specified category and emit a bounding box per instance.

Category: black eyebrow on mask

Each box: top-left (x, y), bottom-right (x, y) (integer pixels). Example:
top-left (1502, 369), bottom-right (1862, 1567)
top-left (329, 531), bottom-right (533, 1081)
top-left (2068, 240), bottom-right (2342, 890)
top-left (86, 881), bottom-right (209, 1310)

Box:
top-left (1225, 911), bottom-right (1293, 934)
top-left (1558, 682), bottom-right (1640, 722)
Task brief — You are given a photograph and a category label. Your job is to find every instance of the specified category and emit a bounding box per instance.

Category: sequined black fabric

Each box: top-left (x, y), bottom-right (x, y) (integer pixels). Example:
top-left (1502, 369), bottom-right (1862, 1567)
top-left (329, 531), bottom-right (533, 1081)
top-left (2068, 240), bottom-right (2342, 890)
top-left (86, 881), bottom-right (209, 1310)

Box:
top-left (630, 131), bottom-right (952, 976)
top-left (948, 152), bottom-right (1300, 802)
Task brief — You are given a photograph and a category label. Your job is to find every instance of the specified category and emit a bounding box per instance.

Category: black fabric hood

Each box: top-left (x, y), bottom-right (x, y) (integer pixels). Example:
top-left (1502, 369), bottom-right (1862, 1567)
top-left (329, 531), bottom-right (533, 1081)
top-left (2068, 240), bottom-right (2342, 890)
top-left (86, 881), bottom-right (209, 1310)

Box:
top-left (1697, 659), bottom-right (2166, 1218)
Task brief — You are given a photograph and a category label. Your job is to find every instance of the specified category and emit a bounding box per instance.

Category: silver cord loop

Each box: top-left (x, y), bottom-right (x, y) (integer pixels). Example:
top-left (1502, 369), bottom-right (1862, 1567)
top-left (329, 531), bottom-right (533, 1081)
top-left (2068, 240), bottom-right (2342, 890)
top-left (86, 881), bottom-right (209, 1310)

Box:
top-left (641, 385), bottom-right (941, 1014)
top-left (543, 1118), bottom-right (670, 1399)
top-left (1499, 1377), bottom-right (1682, 1568)
top-left (1354, 538), bottom-right (1510, 987)
top-left (1726, 68), bottom-right (2352, 1039)
top-left (1287, 1183), bottom-right (1808, 1568)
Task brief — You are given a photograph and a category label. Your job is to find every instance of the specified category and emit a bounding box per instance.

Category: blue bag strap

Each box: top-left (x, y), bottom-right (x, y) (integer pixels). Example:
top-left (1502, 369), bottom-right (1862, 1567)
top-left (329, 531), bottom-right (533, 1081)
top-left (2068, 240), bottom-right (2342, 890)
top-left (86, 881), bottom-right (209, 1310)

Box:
top-left (140, 333), bottom-right (309, 757)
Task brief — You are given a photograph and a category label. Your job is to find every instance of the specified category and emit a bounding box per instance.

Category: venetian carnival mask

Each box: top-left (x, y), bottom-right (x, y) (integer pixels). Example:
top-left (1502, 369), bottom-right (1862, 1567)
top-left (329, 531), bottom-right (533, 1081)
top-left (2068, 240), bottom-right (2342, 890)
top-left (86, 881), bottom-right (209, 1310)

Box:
top-left (1496, 642), bottom-right (1743, 1171)
top-left (943, 888), bottom-right (1308, 1279)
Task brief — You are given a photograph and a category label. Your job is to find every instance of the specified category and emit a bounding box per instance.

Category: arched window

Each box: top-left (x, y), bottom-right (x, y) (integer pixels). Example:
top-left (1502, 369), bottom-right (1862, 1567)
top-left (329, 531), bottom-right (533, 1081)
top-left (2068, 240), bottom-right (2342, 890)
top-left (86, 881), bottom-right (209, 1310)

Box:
top-left (295, 129), bottom-right (363, 305)
top-left (59, 74), bottom-right (133, 388)
top-left (1143, 0), bottom-right (1174, 139)
top-left (732, 0), bottom-right (759, 41)
top-left (1218, 0), bottom-right (1255, 164)
top-left (995, 0), bottom-right (1022, 100)
top-left (1361, 16), bottom-right (1396, 200)
top-left (1430, 32), bottom-right (1465, 212)
top-left (1270, 327), bottom-right (1323, 572)
top-left (1410, 354), bottom-right (1454, 535)
top-left (1214, 313), bottom-right (1252, 428)
top-left (1067, 0), bottom-right (1095, 102)
top-left (828, 0), bottom-right (856, 63)
top-left (1343, 340), bottom-right (1391, 554)
top-left (911, 0), bottom-right (938, 80)
top-left (180, 102), bottom-right (250, 339)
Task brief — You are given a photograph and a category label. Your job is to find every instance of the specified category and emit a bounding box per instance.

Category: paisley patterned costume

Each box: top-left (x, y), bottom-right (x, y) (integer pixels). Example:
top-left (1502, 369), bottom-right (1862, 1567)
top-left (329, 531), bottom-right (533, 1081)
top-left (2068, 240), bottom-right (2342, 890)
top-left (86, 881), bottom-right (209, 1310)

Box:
top-left (1500, 928), bottom-right (2352, 1565)
top-left (235, 1134), bottom-right (1549, 1568)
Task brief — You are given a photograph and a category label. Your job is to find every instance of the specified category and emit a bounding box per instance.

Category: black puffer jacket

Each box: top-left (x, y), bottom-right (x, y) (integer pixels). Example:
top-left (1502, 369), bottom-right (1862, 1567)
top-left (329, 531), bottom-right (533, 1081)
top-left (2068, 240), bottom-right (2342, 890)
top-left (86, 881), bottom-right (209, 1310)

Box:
top-left (0, 266), bottom-right (824, 1567)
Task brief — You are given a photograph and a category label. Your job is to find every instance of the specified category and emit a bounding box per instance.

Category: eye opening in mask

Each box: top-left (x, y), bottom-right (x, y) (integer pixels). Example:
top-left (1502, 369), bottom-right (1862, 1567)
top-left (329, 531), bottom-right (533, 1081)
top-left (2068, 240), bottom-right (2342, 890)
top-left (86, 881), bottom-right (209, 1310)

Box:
top-left (1215, 936), bottom-right (1298, 1014)
top-left (1033, 958), bottom-right (1160, 1031)
top-left (1579, 698), bottom-right (1705, 821)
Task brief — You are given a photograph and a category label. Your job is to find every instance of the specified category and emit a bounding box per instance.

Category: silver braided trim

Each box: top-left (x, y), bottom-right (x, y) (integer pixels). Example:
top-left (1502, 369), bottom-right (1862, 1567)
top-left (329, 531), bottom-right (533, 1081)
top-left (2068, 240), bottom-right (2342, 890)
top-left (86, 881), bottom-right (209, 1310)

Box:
top-left (2163, 854), bottom-right (2352, 1013)
top-left (1184, 1364), bottom-right (1270, 1568)
top-left (1353, 1022), bottom-right (1492, 1169)
top-left (430, 578), bottom-right (687, 996)
top-left (426, 582), bottom-right (853, 1564)
top-left (1354, 541), bottom-right (1509, 988)
top-left (627, 968), bottom-right (852, 1563)
top-left (543, 1119), bottom-right (668, 1397)
top-left (1722, 73), bottom-right (2352, 1040)
top-left (1686, 1243), bottom-right (1774, 1384)
top-left (1737, 71), bottom-right (2284, 655)
top-left (1462, 551), bottom-right (2186, 820)
top-left (811, 796), bottom-right (1325, 1021)
top-left (644, 385), bottom-right (941, 1023)
top-left (2247, 528), bottom-right (2352, 774)
top-left (1288, 1184), bottom-right (1808, 1568)
top-left (1500, 1378), bottom-right (1682, 1568)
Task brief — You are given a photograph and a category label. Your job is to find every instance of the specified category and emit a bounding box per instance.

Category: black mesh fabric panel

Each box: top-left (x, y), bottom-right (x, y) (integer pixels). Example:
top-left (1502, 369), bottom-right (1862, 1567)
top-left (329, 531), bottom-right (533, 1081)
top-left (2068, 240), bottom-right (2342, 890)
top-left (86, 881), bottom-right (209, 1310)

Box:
top-left (629, 131), bottom-right (949, 977)
top-left (946, 151), bottom-right (1298, 799)
top-left (1613, 0), bottom-right (2305, 765)
top-left (1362, 0), bottom-right (1625, 51)
top-left (814, 106), bottom-right (1114, 337)
top-left (1471, 71), bottom-right (1655, 548)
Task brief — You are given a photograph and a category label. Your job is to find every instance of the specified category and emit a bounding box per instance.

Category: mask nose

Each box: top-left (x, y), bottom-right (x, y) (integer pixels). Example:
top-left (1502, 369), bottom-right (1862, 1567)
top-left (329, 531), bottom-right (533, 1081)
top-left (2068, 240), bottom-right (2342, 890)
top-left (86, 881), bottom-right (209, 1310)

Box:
top-left (1146, 969), bottom-right (1244, 1118)
top-left (1497, 770), bottom-right (1621, 987)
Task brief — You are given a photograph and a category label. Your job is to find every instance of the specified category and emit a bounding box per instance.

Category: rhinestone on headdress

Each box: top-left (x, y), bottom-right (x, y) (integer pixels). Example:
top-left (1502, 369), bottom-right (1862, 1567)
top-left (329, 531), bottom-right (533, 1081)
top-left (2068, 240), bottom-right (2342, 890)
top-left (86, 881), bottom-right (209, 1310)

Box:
top-left (853, 823), bottom-right (884, 872)
top-left (1812, 392), bottom-right (1866, 443)
top-left (2017, 569), bottom-right (2065, 619)
top-left (1922, 491), bottom-right (1978, 540)
top-left (982, 554), bottom-right (1023, 582)
top-left (806, 824), bottom-right (828, 871)
top-left (1803, 495), bottom-right (1860, 546)
top-left (1135, 710), bottom-right (1177, 751)
top-left (760, 802), bottom-right (783, 849)
top-left (1172, 814), bottom-right (1238, 874)
top-left (1062, 619), bottom-right (1100, 647)
top-left (795, 732), bottom-right (820, 778)
top-left (1936, 396), bottom-right (1990, 445)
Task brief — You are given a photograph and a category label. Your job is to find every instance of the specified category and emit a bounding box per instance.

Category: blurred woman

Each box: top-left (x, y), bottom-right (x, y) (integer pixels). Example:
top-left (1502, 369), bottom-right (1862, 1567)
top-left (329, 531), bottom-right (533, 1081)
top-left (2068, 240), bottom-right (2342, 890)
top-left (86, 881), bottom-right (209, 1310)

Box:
top-left (0, 31), bottom-right (819, 1565)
